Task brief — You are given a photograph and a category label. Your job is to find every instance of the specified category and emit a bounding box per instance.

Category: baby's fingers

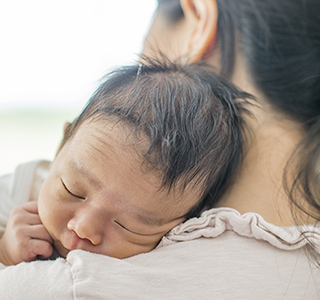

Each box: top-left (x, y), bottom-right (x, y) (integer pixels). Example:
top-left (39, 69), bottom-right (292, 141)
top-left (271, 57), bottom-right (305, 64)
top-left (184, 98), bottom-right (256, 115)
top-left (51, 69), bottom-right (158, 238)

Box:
top-left (27, 239), bottom-right (53, 261)
top-left (22, 201), bottom-right (39, 214)
top-left (23, 213), bottom-right (42, 226)
top-left (30, 225), bottom-right (53, 244)
top-left (9, 203), bottom-right (42, 226)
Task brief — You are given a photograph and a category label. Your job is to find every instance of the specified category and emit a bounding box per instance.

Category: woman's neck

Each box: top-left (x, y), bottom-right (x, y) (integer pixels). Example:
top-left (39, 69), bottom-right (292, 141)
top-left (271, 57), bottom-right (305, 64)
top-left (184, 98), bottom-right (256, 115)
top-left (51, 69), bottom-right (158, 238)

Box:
top-left (215, 53), bottom-right (310, 226)
top-left (216, 113), bottom-right (305, 226)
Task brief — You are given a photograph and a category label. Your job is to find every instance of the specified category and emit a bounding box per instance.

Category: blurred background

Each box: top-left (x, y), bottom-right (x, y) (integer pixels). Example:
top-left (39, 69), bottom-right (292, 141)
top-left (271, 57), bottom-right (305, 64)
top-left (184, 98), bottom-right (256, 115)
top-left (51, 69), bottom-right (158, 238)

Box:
top-left (0, 0), bottom-right (157, 175)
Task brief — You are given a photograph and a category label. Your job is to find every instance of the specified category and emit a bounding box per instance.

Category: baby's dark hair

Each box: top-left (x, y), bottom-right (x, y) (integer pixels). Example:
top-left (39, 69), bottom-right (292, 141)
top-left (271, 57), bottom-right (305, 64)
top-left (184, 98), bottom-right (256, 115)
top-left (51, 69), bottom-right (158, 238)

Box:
top-left (64, 59), bottom-right (253, 218)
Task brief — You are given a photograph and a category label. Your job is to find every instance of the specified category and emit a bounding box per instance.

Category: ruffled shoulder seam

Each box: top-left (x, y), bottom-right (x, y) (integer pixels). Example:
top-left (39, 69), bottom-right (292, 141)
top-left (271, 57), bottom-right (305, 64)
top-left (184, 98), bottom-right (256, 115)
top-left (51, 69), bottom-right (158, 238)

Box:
top-left (159, 208), bottom-right (320, 250)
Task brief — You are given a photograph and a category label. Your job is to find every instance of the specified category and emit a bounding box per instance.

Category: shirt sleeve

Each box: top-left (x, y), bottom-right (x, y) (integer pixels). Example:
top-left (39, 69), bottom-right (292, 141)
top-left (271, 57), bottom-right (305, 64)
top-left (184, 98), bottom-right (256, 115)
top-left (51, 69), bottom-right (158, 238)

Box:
top-left (0, 174), bottom-right (14, 236)
top-left (0, 161), bottom-right (45, 237)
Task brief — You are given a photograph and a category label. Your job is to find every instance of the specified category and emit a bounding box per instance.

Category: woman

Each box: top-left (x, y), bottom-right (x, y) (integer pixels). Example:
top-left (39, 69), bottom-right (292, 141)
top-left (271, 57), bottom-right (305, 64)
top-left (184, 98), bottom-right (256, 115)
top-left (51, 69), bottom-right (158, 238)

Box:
top-left (0, 1), bottom-right (319, 298)
top-left (143, 0), bottom-right (320, 226)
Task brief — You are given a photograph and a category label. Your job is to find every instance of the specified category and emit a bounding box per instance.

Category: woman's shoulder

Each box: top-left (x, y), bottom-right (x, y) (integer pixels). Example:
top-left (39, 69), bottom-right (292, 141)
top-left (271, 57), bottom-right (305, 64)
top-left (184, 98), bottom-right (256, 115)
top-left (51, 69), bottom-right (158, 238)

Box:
top-left (145, 208), bottom-right (319, 299)
top-left (0, 229), bottom-right (318, 299)
top-left (66, 228), bottom-right (320, 299)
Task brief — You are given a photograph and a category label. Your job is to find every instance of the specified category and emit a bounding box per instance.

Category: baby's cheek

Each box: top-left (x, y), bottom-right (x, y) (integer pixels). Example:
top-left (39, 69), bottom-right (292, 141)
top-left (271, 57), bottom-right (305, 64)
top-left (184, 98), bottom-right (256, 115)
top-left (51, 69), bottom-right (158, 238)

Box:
top-left (125, 236), bottom-right (164, 256)
top-left (38, 179), bottom-right (61, 228)
top-left (106, 241), bottom-right (158, 259)
top-left (37, 182), bottom-right (49, 221)
top-left (103, 226), bottom-right (163, 258)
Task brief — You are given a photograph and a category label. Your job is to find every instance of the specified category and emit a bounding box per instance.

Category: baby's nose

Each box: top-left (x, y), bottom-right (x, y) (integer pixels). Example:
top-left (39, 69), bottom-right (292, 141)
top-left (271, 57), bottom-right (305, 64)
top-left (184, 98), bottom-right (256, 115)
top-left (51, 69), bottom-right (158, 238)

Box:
top-left (67, 216), bottom-right (103, 246)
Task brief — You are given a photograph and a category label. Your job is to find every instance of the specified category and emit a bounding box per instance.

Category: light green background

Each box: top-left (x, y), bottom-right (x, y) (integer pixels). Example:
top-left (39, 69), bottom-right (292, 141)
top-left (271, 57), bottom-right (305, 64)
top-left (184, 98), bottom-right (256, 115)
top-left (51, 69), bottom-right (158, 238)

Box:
top-left (0, 109), bottom-right (81, 175)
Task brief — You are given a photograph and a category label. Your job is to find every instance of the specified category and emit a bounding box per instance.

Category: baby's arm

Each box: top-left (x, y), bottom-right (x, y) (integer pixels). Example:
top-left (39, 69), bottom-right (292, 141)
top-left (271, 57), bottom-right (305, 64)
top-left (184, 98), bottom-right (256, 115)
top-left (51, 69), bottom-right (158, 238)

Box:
top-left (0, 201), bottom-right (53, 265)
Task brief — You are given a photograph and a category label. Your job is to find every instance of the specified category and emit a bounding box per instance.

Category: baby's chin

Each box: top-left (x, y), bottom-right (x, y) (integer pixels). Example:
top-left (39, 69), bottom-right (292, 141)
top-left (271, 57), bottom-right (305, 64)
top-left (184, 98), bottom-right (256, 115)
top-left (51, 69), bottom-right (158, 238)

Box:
top-left (53, 240), bottom-right (70, 258)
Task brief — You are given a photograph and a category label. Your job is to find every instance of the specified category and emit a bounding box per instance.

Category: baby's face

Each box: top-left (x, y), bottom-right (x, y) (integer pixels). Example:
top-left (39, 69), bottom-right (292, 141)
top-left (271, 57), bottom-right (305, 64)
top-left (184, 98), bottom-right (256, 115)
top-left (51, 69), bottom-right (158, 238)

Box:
top-left (38, 120), bottom-right (199, 259)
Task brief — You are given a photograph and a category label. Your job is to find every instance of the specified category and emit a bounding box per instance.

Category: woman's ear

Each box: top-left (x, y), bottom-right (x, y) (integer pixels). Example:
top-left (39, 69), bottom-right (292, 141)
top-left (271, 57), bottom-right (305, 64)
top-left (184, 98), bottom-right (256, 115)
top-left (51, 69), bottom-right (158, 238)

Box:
top-left (180, 0), bottom-right (218, 62)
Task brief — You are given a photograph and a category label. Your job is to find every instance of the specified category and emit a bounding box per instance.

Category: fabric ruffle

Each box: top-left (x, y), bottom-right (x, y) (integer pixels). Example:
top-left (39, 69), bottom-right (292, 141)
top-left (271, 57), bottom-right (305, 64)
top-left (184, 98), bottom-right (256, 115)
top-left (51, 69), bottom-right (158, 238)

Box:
top-left (159, 208), bottom-right (320, 250)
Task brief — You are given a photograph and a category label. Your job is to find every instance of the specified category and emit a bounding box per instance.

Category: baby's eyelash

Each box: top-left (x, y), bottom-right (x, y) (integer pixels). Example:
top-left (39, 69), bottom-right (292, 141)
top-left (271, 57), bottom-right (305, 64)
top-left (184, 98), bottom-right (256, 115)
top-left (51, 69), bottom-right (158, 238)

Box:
top-left (114, 220), bottom-right (139, 234)
top-left (114, 221), bottom-right (160, 237)
top-left (60, 178), bottom-right (85, 199)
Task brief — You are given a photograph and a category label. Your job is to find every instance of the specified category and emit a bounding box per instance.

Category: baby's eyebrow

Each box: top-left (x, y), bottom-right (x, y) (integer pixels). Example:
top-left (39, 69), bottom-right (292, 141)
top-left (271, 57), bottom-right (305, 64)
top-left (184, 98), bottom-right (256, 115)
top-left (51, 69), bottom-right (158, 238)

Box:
top-left (69, 160), bottom-right (102, 189)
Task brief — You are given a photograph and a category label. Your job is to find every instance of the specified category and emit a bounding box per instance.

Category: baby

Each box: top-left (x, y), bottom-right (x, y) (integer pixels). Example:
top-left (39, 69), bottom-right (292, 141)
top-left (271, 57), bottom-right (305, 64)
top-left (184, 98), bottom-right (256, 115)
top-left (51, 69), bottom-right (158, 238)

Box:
top-left (0, 59), bottom-right (252, 265)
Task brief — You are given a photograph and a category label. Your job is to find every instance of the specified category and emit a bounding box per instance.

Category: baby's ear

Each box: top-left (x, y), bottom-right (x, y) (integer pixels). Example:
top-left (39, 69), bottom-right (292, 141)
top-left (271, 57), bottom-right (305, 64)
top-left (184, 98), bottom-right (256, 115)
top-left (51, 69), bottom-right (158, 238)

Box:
top-left (55, 122), bottom-right (71, 157)
top-left (63, 122), bottom-right (71, 137)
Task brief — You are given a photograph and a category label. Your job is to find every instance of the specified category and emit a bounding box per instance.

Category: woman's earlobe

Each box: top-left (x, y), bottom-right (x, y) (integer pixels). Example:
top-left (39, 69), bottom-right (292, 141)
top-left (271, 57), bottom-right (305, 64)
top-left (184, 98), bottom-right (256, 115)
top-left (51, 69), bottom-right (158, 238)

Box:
top-left (180, 0), bottom-right (218, 62)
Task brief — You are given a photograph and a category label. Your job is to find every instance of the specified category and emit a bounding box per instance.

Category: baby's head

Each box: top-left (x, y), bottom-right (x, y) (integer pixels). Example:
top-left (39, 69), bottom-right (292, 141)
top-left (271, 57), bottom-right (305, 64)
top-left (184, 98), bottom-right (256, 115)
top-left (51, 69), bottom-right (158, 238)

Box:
top-left (38, 59), bottom-right (252, 259)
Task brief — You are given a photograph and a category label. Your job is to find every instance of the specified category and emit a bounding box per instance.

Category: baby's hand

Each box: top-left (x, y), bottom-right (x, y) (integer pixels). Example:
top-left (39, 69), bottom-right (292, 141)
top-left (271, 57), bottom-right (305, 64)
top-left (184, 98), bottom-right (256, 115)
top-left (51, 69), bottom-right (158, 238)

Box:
top-left (0, 201), bottom-right (53, 265)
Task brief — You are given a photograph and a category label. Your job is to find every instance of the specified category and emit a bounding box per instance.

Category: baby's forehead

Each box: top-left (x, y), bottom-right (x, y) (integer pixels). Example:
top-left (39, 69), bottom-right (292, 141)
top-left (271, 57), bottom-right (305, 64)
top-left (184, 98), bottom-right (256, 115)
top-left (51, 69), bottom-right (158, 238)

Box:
top-left (80, 118), bottom-right (149, 149)
top-left (72, 119), bottom-right (154, 171)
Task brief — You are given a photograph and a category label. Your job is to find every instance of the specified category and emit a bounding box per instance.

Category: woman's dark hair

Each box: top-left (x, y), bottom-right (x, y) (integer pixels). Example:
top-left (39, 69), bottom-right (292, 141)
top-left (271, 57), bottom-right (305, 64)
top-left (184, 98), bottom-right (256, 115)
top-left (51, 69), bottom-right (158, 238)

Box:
top-left (64, 59), bottom-right (252, 218)
top-left (158, 1), bottom-right (320, 225)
